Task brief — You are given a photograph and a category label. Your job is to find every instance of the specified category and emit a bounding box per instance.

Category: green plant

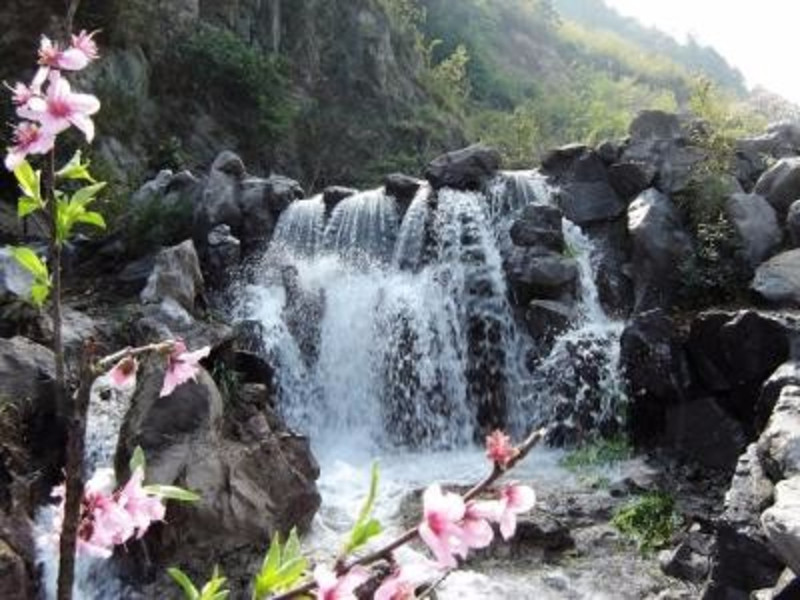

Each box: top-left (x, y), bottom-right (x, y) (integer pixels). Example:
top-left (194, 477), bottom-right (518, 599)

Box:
top-left (560, 435), bottom-right (632, 472)
top-left (168, 566), bottom-right (229, 600)
top-left (211, 363), bottom-right (244, 405)
top-left (612, 492), bottom-right (681, 554)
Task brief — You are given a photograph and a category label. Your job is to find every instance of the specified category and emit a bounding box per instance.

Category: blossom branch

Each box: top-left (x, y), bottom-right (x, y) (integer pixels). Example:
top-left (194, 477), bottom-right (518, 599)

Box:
top-left (270, 427), bottom-right (548, 600)
top-left (95, 340), bottom-right (176, 370)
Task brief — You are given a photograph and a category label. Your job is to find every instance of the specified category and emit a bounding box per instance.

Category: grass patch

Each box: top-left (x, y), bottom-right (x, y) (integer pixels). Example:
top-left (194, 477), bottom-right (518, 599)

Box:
top-left (612, 492), bottom-right (681, 554)
top-left (560, 436), bottom-right (632, 472)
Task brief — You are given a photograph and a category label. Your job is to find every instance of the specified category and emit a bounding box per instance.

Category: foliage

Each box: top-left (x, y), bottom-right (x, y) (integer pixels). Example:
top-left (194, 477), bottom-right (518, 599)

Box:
top-left (125, 191), bottom-right (195, 258)
top-left (252, 528), bottom-right (308, 599)
top-left (560, 435), bottom-right (632, 472)
top-left (168, 566), bottom-right (230, 600)
top-left (612, 492), bottom-right (681, 554)
top-left (343, 462), bottom-right (383, 555)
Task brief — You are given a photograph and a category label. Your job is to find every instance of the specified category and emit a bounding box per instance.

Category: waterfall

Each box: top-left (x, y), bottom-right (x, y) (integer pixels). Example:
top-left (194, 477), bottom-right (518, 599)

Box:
top-left (271, 194), bottom-right (326, 257)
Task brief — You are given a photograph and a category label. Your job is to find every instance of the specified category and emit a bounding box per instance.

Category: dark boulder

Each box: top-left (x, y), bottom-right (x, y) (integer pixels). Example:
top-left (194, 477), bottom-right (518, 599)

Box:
top-left (627, 188), bottom-right (692, 312)
top-left (704, 444), bottom-right (783, 598)
top-left (581, 220), bottom-right (633, 318)
top-left (203, 225), bottom-right (241, 290)
top-left (140, 240), bottom-right (204, 315)
top-left (521, 299), bottom-right (575, 352)
top-left (787, 199), bottom-right (800, 247)
top-left (608, 161), bottom-right (656, 201)
top-left (193, 151), bottom-right (245, 245)
top-left (620, 310), bottom-right (691, 445)
top-left (509, 203), bottom-right (564, 251)
top-left (660, 528), bottom-right (714, 583)
top-left (504, 247), bottom-right (578, 304)
top-left (384, 173), bottom-right (421, 206)
top-left (322, 186), bottom-right (357, 214)
top-left (754, 157), bottom-right (800, 215)
top-left (424, 144), bottom-right (501, 191)
top-left (238, 175), bottom-right (304, 254)
top-left (596, 140), bottom-right (620, 165)
top-left (725, 193), bottom-right (782, 267)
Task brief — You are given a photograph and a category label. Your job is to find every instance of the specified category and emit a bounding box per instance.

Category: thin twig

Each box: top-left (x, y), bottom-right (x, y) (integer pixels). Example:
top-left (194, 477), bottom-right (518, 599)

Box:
top-left (95, 340), bottom-right (175, 370)
top-left (270, 428), bottom-right (549, 600)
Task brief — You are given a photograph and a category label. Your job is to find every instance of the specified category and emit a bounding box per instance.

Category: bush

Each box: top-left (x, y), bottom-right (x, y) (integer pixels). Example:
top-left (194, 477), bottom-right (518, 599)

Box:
top-left (612, 492), bottom-right (681, 554)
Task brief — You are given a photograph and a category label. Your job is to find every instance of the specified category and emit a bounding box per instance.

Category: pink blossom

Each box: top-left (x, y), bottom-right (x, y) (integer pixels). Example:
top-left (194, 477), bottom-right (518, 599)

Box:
top-left (485, 430), bottom-right (518, 468)
top-left (109, 356), bottom-right (138, 389)
top-left (418, 484), bottom-right (468, 568)
top-left (4, 121), bottom-right (56, 171)
top-left (18, 70), bottom-right (100, 143)
top-left (117, 467), bottom-right (166, 538)
top-left (71, 30), bottom-right (100, 62)
top-left (460, 500), bottom-right (499, 550)
top-left (374, 562), bottom-right (435, 600)
top-left (81, 491), bottom-right (135, 556)
top-left (7, 81), bottom-right (37, 107)
top-left (159, 341), bottom-right (211, 397)
top-left (495, 483), bottom-right (536, 540)
top-left (38, 34), bottom-right (91, 71)
top-left (314, 565), bottom-right (369, 600)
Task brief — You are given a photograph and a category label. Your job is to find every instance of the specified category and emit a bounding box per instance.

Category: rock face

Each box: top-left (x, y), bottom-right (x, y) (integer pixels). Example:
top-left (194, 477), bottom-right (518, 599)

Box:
top-left (424, 144), bottom-right (501, 190)
top-left (384, 173), bottom-right (421, 206)
top-left (758, 385), bottom-right (800, 481)
top-left (627, 188), bottom-right (692, 312)
top-left (541, 145), bottom-right (626, 225)
top-left (622, 110), bottom-right (705, 194)
top-left (238, 175), bottom-right (304, 253)
top-left (787, 200), bottom-right (800, 247)
top-left (204, 224), bottom-right (241, 289)
top-left (619, 310), bottom-right (691, 444)
top-left (607, 161), bottom-right (656, 201)
top-left (504, 248), bottom-right (578, 304)
top-left (509, 203), bottom-right (564, 251)
top-left (0, 539), bottom-right (31, 600)
top-left (725, 193), bottom-right (782, 266)
top-left (704, 444), bottom-right (783, 598)
top-left (754, 157), bottom-right (800, 214)
top-left (141, 240), bottom-right (204, 314)
top-left (752, 249), bottom-right (800, 307)
top-left (116, 364), bottom-right (321, 567)
top-left (761, 476), bottom-right (800, 576)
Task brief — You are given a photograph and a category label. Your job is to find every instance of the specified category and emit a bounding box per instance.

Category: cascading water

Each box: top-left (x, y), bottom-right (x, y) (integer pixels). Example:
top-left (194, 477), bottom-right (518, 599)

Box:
top-left (233, 173), bottom-right (629, 597)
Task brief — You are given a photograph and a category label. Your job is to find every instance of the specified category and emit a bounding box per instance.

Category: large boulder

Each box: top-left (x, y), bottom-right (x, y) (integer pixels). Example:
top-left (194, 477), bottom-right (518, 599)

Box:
top-left (384, 173), bottom-right (421, 207)
top-left (752, 249), bottom-right (800, 307)
top-left (0, 336), bottom-right (55, 405)
top-left (704, 444), bottom-right (783, 598)
top-left (757, 362), bottom-right (800, 432)
top-left (238, 175), bottom-right (304, 253)
top-left (725, 193), bottom-right (782, 267)
top-left (607, 161), bottom-right (656, 201)
top-left (193, 151), bottom-right (245, 244)
top-left (761, 476), bottom-right (800, 576)
top-left (140, 240), bottom-right (204, 314)
top-left (541, 145), bottom-right (626, 225)
top-left (203, 225), bottom-right (241, 290)
top-left (754, 157), bottom-right (800, 215)
top-left (738, 122), bottom-right (800, 160)
top-left (758, 385), bottom-right (800, 481)
top-left (504, 247), bottom-right (578, 304)
top-left (627, 188), bottom-right (692, 312)
top-left (116, 364), bottom-right (321, 568)
top-left (620, 310), bottom-right (691, 444)
top-left (622, 110), bottom-right (705, 194)
top-left (424, 144), bottom-right (501, 190)
top-left (509, 203), bottom-right (564, 251)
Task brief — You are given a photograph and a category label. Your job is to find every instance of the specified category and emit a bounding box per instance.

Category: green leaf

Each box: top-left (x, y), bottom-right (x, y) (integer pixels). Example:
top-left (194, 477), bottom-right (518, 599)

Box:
top-left (262, 533), bottom-right (282, 577)
top-left (252, 528), bottom-right (309, 599)
top-left (56, 150), bottom-right (96, 183)
top-left (13, 160), bottom-right (41, 201)
top-left (143, 484), bottom-right (200, 502)
top-left (129, 446), bottom-right (146, 474)
top-left (30, 282), bottom-right (50, 307)
top-left (71, 182), bottom-right (107, 208)
top-left (343, 462), bottom-right (382, 554)
top-left (168, 567), bottom-right (200, 600)
top-left (283, 528), bottom-right (301, 563)
top-left (11, 246), bottom-right (48, 280)
top-left (18, 195), bottom-right (40, 218)
top-left (357, 462), bottom-right (380, 525)
top-left (77, 211), bottom-right (106, 230)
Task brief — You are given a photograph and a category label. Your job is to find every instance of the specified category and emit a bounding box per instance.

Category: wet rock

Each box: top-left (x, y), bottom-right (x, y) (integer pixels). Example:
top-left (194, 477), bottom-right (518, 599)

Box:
top-left (582, 220), bottom-right (633, 317)
top-left (116, 365), bottom-right (321, 569)
top-left (0, 336), bottom-right (55, 405)
top-left (596, 140), bottom-right (620, 164)
top-left (384, 173), bottom-right (421, 206)
top-left (705, 444), bottom-right (782, 598)
top-left (193, 151), bottom-right (245, 243)
top-left (281, 265), bottom-right (325, 367)
top-left (509, 203), bottom-right (564, 251)
top-left (424, 144), bottom-right (501, 190)
top-left (522, 299), bottom-right (575, 352)
top-left (620, 310), bottom-right (691, 444)
top-left (752, 249), bottom-right (800, 307)
top-left (322, 186), bottom-right (357, 214)
top-left (754, 157), bottom-right (800, 215)
top-left (758, 385), bottom-right (800, 481)
top-left (757, 362), bottom-right (800, 432)
top-left (542, 145), bottom-right (626, 225)
top-left (141, 240), bottom-right (204, 314)
top-left (725, 193), bottom-right (782, 267)
top-left (504, 247), bottom-right (578, 304)
top-left (622, 110), bottom-right (705, 194)
top-left (608, 161), bottom-right (656, 201)
top-left (627, 188), bottom-right (692, 312)
top-left (761, 476), bottom-right (800, 576)
top-left (0, 247), bottom-right (33, 301)
top-left (238, 175), bottom-right (304, 253)
top-left (203, 224), bottom-right (241, 289)
top-left (787, 200), bottom-right (800, 248)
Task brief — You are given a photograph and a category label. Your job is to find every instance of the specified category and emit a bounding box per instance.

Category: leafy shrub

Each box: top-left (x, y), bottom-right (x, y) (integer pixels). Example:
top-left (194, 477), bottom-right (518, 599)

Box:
top-left (612, 492), bottom-right (681, 554)
top-left (126, 194), bottom-right (195, 258)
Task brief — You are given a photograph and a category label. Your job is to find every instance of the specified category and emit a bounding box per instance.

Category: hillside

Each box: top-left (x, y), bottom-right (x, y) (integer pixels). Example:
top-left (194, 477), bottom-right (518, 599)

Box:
top-left (0, 0), bottom-right (767, 198)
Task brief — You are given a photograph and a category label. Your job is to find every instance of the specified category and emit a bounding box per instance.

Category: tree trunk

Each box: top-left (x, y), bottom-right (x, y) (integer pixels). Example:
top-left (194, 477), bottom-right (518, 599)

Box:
top-left (270, 0), bottom-right (281, 53)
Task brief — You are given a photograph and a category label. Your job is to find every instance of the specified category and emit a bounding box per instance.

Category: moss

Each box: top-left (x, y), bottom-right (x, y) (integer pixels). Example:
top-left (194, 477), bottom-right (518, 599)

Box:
top-left (612, 492), bottom-right (682, 554)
